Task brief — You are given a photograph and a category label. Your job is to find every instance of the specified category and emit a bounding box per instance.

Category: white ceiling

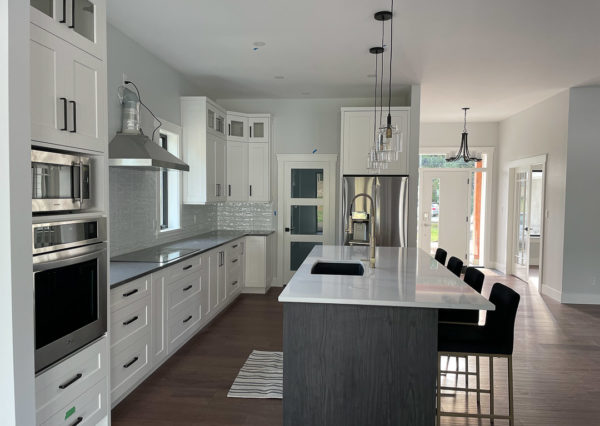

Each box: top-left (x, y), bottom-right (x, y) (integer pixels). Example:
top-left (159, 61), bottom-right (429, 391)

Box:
top-left (107, 0), bottom-right (600, 122)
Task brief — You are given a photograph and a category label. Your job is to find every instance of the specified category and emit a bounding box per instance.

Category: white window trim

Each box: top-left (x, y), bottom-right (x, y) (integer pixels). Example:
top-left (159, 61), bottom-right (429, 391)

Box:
top-left (154, 118), bottom-right (184, 239)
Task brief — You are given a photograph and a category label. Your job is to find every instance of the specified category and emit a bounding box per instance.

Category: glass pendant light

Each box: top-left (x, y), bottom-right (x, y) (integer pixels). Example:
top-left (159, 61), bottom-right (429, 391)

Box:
top-left (446, 107), bottom-right (482, 162)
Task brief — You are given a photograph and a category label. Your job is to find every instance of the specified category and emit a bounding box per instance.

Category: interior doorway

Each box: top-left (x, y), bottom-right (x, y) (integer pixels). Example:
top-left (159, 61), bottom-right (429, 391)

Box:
top-left (506, 155), bottom-right (546, 291)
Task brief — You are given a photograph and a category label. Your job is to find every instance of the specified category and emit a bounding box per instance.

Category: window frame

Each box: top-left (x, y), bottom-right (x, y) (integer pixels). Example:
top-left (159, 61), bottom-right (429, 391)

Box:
top-left (155, 119), bottom-right (183, 238)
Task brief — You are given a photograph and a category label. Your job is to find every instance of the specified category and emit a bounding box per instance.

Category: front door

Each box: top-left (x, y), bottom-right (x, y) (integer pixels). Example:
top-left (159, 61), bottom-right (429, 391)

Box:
top-left (419, 170), bottom-right (470, 263)
top-left (280, 156), bottom-right (336, 284)
top-left (512, 167), bottom-right (530, 282)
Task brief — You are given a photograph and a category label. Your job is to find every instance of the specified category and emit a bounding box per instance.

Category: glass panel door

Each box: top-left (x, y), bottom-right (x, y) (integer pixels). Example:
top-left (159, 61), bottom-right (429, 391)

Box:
top-left (283, 162), bottom-right (334, 283)
top-left (72, 0), bottom-right (96, 42)
top-left (31, 0), bottom-right (54, 17)
top-left (512, 169), bottom-right (530, 281)
top-left (207, 109), bottom-right (215, 130)
top-left (229, 119), bottom-right (245, 137)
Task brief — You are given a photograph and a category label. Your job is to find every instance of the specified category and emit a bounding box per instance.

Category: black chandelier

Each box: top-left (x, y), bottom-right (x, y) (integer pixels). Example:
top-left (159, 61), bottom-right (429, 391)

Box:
top-left (446, 107), bottom-right (482, 163)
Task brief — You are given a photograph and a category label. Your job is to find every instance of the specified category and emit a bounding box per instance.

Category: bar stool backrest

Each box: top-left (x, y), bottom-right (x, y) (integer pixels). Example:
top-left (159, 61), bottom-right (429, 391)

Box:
top-left (484, 283), bottom-right (521, 355)
top-left (464, 267), bottom-right (485, 294)
top-left (435, 248), bottom-right (448, 265)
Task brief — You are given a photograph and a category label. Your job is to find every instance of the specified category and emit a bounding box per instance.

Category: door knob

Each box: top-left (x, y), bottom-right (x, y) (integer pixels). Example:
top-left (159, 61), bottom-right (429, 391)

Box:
top-left (285, 227), bottom-right (290, 232)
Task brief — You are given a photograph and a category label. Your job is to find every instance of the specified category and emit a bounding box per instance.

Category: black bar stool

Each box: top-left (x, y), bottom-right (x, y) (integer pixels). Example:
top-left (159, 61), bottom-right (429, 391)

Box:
top-left (435, 248), bottom-right (447, 265)
top-left (446, 256), bottom-right (463, 277)
top-left (436, 283), bottom-right (521, 426)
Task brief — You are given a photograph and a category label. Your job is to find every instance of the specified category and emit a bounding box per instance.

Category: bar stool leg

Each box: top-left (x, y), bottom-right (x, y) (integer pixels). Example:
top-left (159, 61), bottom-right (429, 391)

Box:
top-left (508, 355), bottom-right (514, 426)
top-left (437, 353), bottom-right (442, 426)
top-left (476, 355), bottom-right (481, 406)
top-left (489, 356), bottom-right (495, 424)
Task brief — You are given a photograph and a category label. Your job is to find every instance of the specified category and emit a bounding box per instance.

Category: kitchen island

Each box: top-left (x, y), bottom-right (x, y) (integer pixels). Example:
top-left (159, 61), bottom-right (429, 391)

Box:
top-left (278, 245), bottom-right (494, 426)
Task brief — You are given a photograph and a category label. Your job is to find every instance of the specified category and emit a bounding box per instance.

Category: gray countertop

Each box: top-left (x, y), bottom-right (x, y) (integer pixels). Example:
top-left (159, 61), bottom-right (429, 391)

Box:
top-left (110, 230), bottom-right (275, 288)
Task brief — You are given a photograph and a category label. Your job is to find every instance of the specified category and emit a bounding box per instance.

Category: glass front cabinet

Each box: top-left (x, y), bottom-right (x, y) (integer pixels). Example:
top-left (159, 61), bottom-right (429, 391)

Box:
top-left (30, 0), bottom-right (107, 60)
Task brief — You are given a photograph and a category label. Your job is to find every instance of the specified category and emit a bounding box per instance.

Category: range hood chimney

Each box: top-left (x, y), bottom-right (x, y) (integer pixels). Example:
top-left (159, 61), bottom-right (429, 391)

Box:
top-left (109, 85), bottom-right (189, 172)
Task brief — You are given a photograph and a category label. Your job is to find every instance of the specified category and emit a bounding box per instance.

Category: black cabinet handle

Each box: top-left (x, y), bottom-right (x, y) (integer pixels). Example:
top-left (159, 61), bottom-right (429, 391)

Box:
top-left (60, 0), bottom-right (66, 23)
top-left (69, 100), bottom-right (77, 133)
top-left (183, 285), bottom-right (193, 292)
top-left (232, 244), bottom-right (238, 248)
top-left (250, 126), bottom-right (252, 138)
top-left (58, 373), bottom-right (82, 389)
top-left (123, 357), bottom-right (139, 369)
top-left (228, 184), bottom-right (231, 196)
top-left (70, 417), bottom-right (83, 426)
top-left (60, 98), bottom-right (68, 130)
top-left (249, 185), bottom-right (252, 197)
top-left (122, 316), bottom-right (138, 326)
top-left (68, 0), bottom-right (75, 28)
top-left (183, 265), bottom-right (193, 271)
top-left (232, 258), bottom-right (238, 263)
top-left (228, 123), bottom-right (231, 136)
top-left (231, 280), bottom-right (238, 286)
top-left (183, 315), bottom-right (193, 324)
top-left (123, 288), bottom-right (138, 297)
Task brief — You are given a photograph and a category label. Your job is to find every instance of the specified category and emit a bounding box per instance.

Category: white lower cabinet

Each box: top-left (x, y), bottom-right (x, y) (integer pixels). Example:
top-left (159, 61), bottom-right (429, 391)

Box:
top-left (244, 234), bottom-right (275, 294)
top-left (36, 338), bottom-right (109, 425)
top-left (40, 378), bottom-right (108, 426)
top-left (110, 244), bottom-right (244, 407)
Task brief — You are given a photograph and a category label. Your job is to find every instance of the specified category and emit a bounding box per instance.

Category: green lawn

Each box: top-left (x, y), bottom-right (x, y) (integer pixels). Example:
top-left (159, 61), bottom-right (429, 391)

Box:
top-left (431, 222), bottom-right (439, 242)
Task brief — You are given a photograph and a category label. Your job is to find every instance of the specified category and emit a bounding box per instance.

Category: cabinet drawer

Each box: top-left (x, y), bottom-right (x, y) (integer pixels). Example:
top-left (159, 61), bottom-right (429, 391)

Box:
top-left (111, 275), bottom-right (150, 312)
top-left (168, 294), bottom-right (202, 352)
top-left (39, 378), bottom-right (107, 426)
top-left (110, 296), bottom-right (150, 348)
top-left (36, 338), bottom-right (106, 414)
top-left (162, 255), bottom-right (202, 284)
top-left (168, 270), bottom-right (202, 312)
top-left (228, 239), bottom-right (244, 258)
top-left (111, 332), bottom-right (151, 402)
top-left (227, 264), bottom-right (243, 297)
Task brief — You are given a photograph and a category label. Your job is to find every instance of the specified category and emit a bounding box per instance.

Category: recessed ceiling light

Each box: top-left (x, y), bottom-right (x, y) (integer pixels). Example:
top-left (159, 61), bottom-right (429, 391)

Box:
top-left (253, 41), bottom-right (266, 47)
top-left (274, 75), bottom-right (285, 79)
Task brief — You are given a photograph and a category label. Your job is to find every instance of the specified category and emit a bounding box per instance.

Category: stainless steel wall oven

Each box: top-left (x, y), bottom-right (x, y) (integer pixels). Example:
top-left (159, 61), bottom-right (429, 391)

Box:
top-left (32, 217), bottom-right (107, 373)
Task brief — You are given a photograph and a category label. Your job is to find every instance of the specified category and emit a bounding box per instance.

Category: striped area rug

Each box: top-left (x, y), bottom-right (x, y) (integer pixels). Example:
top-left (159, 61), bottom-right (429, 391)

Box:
top-left (227, 350), bottom-right (283, 399)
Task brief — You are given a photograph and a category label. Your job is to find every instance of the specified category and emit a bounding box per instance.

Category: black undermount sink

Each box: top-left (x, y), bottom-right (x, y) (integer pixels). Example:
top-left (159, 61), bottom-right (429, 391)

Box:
top-left (310, 261), bottom-right (365, 276)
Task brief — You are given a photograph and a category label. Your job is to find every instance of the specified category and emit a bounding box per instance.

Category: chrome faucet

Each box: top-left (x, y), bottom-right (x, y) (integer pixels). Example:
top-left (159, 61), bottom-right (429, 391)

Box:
top-left (346, 193), bottom-right (377, 268)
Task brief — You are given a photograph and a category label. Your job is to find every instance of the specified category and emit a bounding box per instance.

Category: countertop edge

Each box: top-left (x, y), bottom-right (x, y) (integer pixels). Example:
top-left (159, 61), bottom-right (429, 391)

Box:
top-left (278, 296), bottom-right (495, 311)
top-left (110, 230), bottom-right (275, 288)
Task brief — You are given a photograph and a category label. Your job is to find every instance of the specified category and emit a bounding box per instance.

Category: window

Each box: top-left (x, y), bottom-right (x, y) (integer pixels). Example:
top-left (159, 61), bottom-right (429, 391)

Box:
top-left (158, 124), bottom-right (182, 233)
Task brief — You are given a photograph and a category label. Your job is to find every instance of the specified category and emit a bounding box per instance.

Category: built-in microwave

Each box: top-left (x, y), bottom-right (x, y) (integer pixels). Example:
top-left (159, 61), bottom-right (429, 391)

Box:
top-left (33, 217), bottom-right (107, 373)
top-left (31, 148), bottom-right (92, 213)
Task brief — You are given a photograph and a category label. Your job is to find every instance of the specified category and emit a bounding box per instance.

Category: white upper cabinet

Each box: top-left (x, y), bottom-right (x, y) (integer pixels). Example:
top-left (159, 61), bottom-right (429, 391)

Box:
top-left (30, 23), bottom-right (107, 152)
top-left (30, 0), bottom-right (107, 60)
top-left (248, 115), bottom-right (270, 143)
top-left (248, 143), bottom-right (270, 202)
top-left (341, 107), bottom-right (410, 175)
top-left (181, 97), bottom-right (227, 204)
top-left (227, 141), bottom-right (249, 202)
top-left (227, 113), bottom-right (248, 142)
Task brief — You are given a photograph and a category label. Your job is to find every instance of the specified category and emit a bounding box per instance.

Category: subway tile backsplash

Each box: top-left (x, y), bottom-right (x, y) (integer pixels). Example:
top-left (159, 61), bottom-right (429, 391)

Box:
top-left (110, 168), bottom-right (274, 257)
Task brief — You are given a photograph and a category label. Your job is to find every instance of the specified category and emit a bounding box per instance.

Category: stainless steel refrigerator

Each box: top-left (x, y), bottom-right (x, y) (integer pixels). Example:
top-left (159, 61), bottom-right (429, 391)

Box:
top-left (342, 175), bottom-right (409, 247)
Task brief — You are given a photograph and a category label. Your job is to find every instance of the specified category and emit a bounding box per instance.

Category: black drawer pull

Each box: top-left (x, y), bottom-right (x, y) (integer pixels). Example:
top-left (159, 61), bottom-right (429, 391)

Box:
top-left (123, 288), bottom-right (138, 297)
top-left (58, 373), bottom-right (82, 389)
top-left (232, 244), bottom-right (238, 248)
top-left (122, 316), bottom-right (138, 326)
top-left (70, 417), bottom-right (83, 426)
top-left (123, 356), bottom-right (139, 369)
top-left (183, 264), bottom-right (193, 271)
top-left (183, 315), bottom-right (193, 324)
top-left (231, 258), bottom-right (238, 263)
top-left (183, 285), bottom-right (193, 292)
top-left (231, 280), bottom-right (238, 286)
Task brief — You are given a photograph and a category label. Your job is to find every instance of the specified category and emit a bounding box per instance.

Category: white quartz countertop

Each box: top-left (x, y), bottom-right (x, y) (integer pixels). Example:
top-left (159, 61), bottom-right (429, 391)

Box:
top-left (278, 246), bottom-right (495, 311)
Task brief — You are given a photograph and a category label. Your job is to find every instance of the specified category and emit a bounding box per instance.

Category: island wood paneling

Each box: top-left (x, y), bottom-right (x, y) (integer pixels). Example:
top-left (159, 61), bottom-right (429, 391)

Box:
top-left (283, 302), bottom-right (438, 426)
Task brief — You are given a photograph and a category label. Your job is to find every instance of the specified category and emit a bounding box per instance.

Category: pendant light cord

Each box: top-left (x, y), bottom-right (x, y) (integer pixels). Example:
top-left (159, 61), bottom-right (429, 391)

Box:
top-left (373, 50), bottom-right (379, 142)
top-left (125, 80), bottom-right (162, 143)
top-left (380, 20), bottom-right (385, 128)
top-left (388, 0), bottom-right (394, 120)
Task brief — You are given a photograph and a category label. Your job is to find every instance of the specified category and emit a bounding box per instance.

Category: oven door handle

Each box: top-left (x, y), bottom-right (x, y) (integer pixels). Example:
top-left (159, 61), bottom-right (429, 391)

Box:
top-left (33, 243), bottom-right (107, 273)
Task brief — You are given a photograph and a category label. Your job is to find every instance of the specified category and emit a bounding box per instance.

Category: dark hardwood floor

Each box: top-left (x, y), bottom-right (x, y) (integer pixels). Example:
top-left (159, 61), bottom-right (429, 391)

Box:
top-left (112, 273), bottom-right (600, 426)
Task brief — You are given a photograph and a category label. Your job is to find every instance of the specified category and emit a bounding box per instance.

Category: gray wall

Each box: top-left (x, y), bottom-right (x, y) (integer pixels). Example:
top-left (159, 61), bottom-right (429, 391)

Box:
top-left (562, 86), bottom-right (600, 303)
top-left (107, 24), bottom-right (216, 256)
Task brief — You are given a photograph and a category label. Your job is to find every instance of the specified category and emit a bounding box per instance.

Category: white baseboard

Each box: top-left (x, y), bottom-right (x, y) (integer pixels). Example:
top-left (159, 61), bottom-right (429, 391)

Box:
top-left (561, 292), bottom-right (600, 305)
top-left (541, 285), bottom-right (562, 302)
top-left (489, 261), bottom-right (506, 273)
top-left (242, 287), bottom-right (268, 295)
